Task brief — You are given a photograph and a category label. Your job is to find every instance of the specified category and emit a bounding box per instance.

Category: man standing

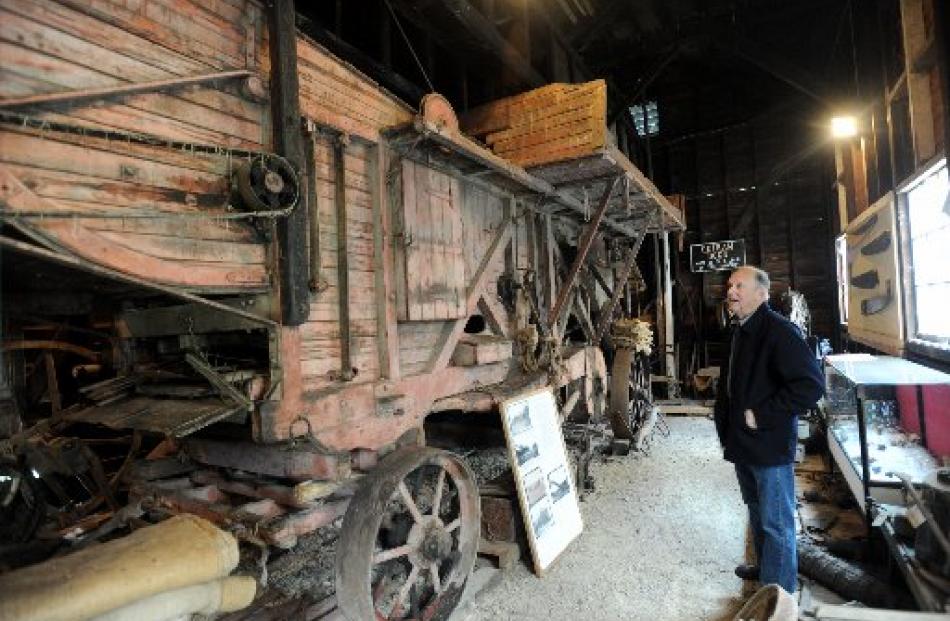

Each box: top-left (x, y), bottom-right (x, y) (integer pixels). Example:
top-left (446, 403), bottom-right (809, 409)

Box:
top-left (714, 266), bottom-right (824, 594)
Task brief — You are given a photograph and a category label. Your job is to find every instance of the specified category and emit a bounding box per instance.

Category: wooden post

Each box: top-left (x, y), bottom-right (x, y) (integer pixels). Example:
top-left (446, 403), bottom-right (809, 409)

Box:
top-left (269, 0), bottom-right (310, 325)
top-left (548, 176), bottom-right (620, 331)
top-left (660, 231), bottom-right (676, 390)
top-left (334, 137), bottom-right (353, 380)
top-left (901, 0), bottom-right (938, 166)
top-left (373, 143), bottom-right (400, 379)
top-left (544, 215), bottom-right (556, 311)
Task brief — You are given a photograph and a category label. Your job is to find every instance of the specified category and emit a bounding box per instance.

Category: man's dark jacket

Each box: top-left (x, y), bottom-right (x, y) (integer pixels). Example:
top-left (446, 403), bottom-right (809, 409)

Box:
top-left (714, 303), bottom-right (824, 466)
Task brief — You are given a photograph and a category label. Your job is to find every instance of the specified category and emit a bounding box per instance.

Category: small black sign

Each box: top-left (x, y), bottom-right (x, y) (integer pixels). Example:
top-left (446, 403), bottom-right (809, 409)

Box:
top-left (689, 239), bottom-right (746, 272)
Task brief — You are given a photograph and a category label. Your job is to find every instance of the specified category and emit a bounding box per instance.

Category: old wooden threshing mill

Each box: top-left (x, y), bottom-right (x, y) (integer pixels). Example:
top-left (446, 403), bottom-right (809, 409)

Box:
top-left (0, 0), bottom-right (683, 618)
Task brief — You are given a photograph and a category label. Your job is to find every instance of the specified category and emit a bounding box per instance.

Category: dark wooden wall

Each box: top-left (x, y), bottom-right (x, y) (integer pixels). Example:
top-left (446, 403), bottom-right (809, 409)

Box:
top-left (664, 113), bottom-right (839, 370)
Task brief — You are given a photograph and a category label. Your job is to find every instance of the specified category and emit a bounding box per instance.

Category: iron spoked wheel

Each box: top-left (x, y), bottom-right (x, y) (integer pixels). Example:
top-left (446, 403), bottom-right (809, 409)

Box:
top-left (336, 447), bottom-right (480, 621)
top-left (608, 350), bottom-right (653, 441)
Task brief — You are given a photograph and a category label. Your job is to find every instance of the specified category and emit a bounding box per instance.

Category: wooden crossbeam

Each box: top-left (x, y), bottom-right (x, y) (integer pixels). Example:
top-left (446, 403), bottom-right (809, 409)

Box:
top-left (594, 236), bottom-right (646, 342)
top-left (573, 292), bottom-right (595, 343)
top-left (547, 176), bottom-right (620, 331)
top-left (478, 294), bottom-right (511, 339)
top-left (428, 218), bottom-right (514, 372)
top-left (589, 264), bottom-right (613, 300)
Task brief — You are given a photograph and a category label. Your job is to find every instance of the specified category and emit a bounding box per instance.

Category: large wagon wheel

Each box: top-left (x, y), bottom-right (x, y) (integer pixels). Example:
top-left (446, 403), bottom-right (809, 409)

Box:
top-left (336, 446), bottom-right (480, 621)
top-left (608, 349), bottom-right (652, 441)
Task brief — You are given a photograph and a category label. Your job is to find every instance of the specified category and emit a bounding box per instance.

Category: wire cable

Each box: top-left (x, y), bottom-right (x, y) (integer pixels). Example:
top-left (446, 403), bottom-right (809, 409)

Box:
top-left (383, 0), bottom-right (436, 93)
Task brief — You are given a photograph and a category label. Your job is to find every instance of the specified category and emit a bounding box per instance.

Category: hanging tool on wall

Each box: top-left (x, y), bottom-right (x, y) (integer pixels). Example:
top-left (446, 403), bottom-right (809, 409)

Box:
top-left (850, 269), bottom-right (880, 290)
top-left (861, 279), bottom-right (892, 315)
top-left (860, 230), bottom-right (891, 255)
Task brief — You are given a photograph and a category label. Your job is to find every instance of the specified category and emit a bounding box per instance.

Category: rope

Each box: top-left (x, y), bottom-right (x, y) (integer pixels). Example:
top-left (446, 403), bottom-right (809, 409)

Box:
top-left (515, 325), bottom-right (540, 372)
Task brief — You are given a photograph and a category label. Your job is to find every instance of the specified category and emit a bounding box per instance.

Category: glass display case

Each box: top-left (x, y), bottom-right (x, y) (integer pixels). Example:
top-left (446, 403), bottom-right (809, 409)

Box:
top-left (825, 354), bottom-right (949, 517)
top-left (824, 354), bottom-right (950, 611)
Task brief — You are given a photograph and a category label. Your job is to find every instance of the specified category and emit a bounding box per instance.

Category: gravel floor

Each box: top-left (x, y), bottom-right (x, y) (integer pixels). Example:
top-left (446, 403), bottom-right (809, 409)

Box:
top-left (454, 416), bottom-right (750, 621)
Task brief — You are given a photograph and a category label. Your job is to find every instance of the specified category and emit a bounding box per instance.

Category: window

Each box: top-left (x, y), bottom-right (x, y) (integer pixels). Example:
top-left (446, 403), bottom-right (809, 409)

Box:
top-left (905, 158), bottom-right (950, 350)
top-left (630, 101), bottom-right (659, 137)
top-left (835, 234), bottom-right (848, 325)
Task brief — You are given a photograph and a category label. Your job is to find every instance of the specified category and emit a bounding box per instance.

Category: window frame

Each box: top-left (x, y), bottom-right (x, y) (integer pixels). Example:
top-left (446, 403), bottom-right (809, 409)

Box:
top-left (899, 155), bottom-right (950, 363)
top-left (630, 101), bottom-right (659, 138)
top-left (835, 234), bottom-right (849, 326)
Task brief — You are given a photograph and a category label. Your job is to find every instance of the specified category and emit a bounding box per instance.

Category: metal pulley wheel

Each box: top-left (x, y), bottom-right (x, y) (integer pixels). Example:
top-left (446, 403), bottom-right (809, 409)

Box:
top-left (608, 349), bottom-right (652, 441)
top-left (233, 154), bottom-right (300, 211)
top-left (336, 446), bottom-right (480, 621)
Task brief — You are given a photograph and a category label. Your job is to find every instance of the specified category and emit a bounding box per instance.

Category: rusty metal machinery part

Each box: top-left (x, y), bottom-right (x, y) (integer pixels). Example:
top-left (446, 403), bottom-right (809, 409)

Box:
top-left (234, 154), bottom-right (300, 211)
top-left (335, 446), bottom-right (480, 621)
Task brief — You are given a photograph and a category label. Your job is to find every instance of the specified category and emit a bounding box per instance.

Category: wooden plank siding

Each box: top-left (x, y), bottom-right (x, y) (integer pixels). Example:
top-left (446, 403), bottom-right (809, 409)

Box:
top-left (393, 160), bottom-right (467, 322)
top-left (0, 0), bottom-right (270, 290)
top-left (667, 116), bottom-right (837, 371)
top-left (290, 35), bottom-right (412, 394)
top-left (296, 139), bottom-right (382, 388)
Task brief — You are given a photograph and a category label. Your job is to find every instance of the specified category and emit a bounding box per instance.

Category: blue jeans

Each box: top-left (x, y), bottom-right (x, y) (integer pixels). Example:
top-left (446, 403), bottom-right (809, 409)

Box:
top-left (734, 462), bottom-right (797, 593)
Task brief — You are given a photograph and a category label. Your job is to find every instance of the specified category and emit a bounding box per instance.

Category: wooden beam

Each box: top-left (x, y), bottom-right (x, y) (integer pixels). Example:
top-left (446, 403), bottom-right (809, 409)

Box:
top-left (573, 292), bottom-right (595, 343)
top-left (901, 0), bottom-right (938, 165)
top-left (937, 0), bottom-right (950, 184)
top-left (732, 35), bottom-right (834, 106)
top-left (478, 293), bottom-right (511, 339)
top-left (594, 233), bottom-right (647, 342)
top-left (270, 0), bottom-right (310, 326)
top-left (373, 143), bottom-right (400, 379)
top-left (428, 217), bottom-right (514, 372)
top-left (548, 176), bottom-right (620, 331)
top-left (333, 137), bottom-right (354, 380)
top-left (438, 0), bottom-right (546, 87)
top-left (0, 70), bottom-right (252, 110)
top-left (544, 215), bottom-right (557, 311)
top-left (589, 265), bottom-right (613, 299)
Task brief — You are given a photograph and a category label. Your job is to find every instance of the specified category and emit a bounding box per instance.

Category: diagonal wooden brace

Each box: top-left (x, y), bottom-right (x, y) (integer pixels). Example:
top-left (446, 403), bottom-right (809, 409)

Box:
top-left (594, 224), bottom-right (651, 342)
top-left (428, 218), bottom-right (514, 372)
top-left (548, 175), bottom-right (621, 332)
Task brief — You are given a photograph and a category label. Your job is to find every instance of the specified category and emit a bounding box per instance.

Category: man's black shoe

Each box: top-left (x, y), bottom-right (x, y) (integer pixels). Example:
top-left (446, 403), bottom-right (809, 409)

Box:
top-left (734, 564), bottom-right (760, 580)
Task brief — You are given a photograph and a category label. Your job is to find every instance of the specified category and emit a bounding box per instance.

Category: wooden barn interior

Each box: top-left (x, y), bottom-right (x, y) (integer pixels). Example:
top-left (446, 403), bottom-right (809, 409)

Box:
top-left (0, 1), bottom-right (948, 620)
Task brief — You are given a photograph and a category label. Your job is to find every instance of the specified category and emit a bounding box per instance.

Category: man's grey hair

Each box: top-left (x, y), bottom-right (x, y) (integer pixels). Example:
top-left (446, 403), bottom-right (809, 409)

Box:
top-left (738, 265), bottom-right (770, 292)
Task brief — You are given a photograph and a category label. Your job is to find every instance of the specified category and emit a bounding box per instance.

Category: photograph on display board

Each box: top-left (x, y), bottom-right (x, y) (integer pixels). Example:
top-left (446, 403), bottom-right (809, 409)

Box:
top-left (530, 500), bottom-right (555, 538)
top-left (499, 387), bottom-right (584, 575)
top-left (509, 405), bottom-right (533, 436)
top-left (523, 467), bottom-right (549, 509)
top-left (547, 465), bottom-right (571, 504)
top-left (515, 440), bottom-right (540, 466)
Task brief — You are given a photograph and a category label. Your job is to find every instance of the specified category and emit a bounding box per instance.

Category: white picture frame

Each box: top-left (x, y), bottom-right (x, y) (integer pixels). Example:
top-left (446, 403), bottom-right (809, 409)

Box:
top-left (499, 387), bottom-right (584, 575)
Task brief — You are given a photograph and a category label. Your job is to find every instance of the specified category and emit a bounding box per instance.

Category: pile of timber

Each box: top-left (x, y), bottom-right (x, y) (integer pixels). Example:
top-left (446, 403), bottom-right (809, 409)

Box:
top-left (459, 80), bottom-right (607, 168)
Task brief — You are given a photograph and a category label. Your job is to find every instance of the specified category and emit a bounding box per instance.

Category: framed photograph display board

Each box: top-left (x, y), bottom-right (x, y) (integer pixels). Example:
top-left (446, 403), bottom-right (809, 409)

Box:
top-left (499, 387), bottom-right (584, 575)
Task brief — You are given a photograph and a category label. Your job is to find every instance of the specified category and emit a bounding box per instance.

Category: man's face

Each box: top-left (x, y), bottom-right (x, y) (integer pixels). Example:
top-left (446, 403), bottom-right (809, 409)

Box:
top-left (726, 268), bottom-right (767, 320)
